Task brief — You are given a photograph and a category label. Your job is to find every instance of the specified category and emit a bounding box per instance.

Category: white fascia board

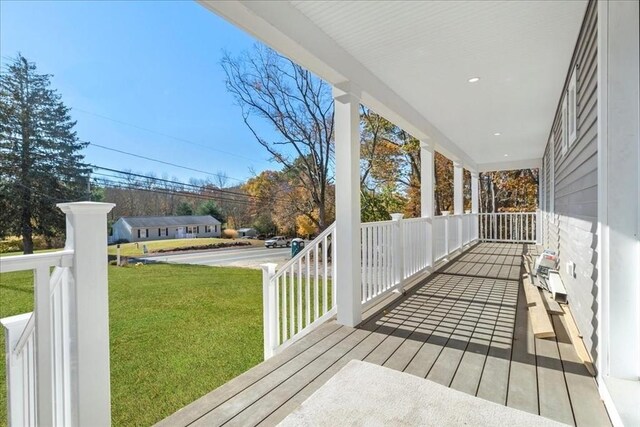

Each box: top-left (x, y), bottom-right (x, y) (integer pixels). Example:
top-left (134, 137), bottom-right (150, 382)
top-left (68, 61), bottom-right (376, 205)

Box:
top-left (199, 0), bottom-right (477, 171)
top-left (477, 158), bottom-right (542, 172)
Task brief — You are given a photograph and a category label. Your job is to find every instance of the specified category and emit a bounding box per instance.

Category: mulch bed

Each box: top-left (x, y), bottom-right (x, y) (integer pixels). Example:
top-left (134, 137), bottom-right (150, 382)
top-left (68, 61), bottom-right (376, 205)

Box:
top-left (152, 241), bottom-right (252, 254)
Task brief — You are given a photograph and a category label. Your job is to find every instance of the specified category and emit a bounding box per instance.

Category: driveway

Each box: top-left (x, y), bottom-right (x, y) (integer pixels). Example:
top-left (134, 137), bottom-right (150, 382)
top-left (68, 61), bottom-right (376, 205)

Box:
top-left (140, 245), bottom-right (293, 269)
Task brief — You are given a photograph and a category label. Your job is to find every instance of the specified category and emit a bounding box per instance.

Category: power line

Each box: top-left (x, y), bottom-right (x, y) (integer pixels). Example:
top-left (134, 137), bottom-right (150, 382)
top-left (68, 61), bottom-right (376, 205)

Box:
top-left (90, 166), bottom-right (256, 200)
top-left (87, 142), bottom-right (246, 183)
top-left (72, 107), bottom-right (259, 163)
top-left (92, 173), bottom-right (251, 203)
top-left (92, 178), bottom-right (254, 207)
top-left (90, 165), bottom-right (295, 205)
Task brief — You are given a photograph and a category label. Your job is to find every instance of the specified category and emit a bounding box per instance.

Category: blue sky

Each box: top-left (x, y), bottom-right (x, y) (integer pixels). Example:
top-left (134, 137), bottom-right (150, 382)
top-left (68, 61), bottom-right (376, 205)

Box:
top-left (1, 0), bottom-right (280, 185)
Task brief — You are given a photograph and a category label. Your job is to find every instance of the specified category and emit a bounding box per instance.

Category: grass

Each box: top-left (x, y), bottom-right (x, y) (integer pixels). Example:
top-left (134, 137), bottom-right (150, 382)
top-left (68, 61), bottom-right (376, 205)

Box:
top-left (0, 248), bottom-right (60, 257)
top-left (0, 264), bottom-right (264, 427)
top-left (107, 237), bottom-right (263, 257)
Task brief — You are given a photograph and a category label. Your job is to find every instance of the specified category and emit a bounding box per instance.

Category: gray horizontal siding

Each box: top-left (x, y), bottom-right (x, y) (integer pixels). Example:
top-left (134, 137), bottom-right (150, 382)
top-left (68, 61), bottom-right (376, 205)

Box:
top-left (542, 0), bottom-right (598, 361)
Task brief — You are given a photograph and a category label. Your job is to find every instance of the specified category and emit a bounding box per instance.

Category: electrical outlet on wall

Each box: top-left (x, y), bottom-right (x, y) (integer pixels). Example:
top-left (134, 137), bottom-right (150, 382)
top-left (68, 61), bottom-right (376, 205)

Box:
top-left (566, 261), bottom-right (576, 278)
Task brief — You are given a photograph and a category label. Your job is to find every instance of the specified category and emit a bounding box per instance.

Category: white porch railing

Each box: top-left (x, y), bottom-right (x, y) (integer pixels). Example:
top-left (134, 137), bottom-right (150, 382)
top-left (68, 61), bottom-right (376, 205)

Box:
top-left (261, 213), bottom-right (480, 359)
top-left (431, 213), bottom-right (479, 263)
top-left (1, 252), bottom-right (73, 427)
top-left (0, 202), bottom-right (114, 427)
top-left (401, 217), bottom-right (431, 280)
top-left (261, 223), bottom-right (337, 359)
top-left (360, 219), bottom-right (397, 305)
top-left (478, 212), bottom-right (537, 243)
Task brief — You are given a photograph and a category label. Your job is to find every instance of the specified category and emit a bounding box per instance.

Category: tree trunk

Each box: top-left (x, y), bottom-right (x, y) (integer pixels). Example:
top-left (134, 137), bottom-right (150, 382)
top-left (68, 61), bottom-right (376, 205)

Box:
top-left (490, 178), bottom-right (496, 213)
top-left (317, 203), bottom-right (326, 231)
top-left (21, 200), bottom-right (33, 254)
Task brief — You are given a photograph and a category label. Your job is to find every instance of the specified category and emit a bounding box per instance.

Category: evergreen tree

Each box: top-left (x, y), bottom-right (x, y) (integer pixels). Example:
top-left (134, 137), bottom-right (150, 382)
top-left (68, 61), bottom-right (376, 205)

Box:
top-left (0, 54), bottom-right (90, 253)
top-left (196, 200), bottom-right (225, 223)
top-left (175, 201), bottom-right (194, 216)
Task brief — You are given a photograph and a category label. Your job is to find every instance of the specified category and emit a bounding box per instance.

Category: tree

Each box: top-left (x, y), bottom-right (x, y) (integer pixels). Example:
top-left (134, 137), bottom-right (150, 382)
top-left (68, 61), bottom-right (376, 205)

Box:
top-left (434, 152), bottom-right (453, 215)
top-left (196, 200), bottom-right (225, 223)
top-left (0, 54), bottom-right (90, 253)
top-left (479, 169), bottom-right (538, 212)
top-left (360, 108), bottom-right (421, 219)
top-left (176, 201), bottom-right (193, 216)
top-left (222, 45), bottom-right (334, 230)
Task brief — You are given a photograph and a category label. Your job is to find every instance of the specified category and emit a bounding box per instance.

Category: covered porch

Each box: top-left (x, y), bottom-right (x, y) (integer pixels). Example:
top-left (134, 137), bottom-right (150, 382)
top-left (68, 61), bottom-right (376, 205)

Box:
top-left (158, 243), bottom-right (609, 426)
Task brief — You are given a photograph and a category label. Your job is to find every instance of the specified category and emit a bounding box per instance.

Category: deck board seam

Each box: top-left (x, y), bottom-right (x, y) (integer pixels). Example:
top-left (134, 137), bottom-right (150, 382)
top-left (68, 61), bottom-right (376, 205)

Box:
top-left (474, 276), bottom-right (515, 400)
top-left (182, 324), bottom-right (347, 426)
top-left (210, 327), bottom-right (362, 426)
top-left (445, 273), bottom-right (503, 388)
top-left (246, 276), bottom-right (462, 426)
top-left (421, 272), bottom-right (499, 381)
top-left (376, 272), bottom-right (485, 370)
top-left (551, 315), bottom-right (579, 426)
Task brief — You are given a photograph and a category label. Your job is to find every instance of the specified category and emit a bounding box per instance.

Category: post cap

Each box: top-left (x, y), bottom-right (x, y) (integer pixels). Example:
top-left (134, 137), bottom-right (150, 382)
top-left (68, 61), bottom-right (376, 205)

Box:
top-left (260, 263), bottom-right (278, 273)
top-left (390, 213), bottom-right (404, 221)
top-left (57, 201), bottom-right (115, 215)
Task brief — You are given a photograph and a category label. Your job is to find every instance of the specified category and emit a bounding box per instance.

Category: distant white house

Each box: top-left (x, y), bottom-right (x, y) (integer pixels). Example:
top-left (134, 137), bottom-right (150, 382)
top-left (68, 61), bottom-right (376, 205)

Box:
top-left (111, 215), bottom-right (222, 242)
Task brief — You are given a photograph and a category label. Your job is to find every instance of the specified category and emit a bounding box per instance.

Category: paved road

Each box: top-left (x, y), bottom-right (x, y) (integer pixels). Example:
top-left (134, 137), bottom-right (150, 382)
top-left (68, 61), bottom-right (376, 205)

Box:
top-left (140, 245), bottom-right (292, 268)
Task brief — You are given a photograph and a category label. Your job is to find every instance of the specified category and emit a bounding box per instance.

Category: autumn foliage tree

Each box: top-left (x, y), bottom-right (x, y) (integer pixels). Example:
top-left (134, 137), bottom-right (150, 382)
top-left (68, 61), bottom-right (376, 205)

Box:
top-left (479, 169), bottom-right (539, 212)
top-left (222, 45), bottom-right (334, 230)
top-left (360, 108), bottom-right (421, 221)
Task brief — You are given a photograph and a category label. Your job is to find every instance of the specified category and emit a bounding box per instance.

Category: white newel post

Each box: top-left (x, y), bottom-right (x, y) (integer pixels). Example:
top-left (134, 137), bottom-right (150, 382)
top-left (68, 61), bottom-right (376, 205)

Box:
top-left (471, 171), bottom-right (479, 241)
top-left (420, 142), bottom-right (434, 269)
top-left (333, 84), bottom-right (362, 327)
top-left (261, 263), bottom-right (278, 360)
top-left (57, 202), bottom-right (115, 427)
top-left (391, 213), bottom-right (405, 287)
top-left (453, 161), bottom-right (464, 249)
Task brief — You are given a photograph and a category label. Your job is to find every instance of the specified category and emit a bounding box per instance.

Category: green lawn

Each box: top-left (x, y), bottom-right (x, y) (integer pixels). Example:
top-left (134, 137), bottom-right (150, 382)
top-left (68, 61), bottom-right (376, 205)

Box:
top-left (0, 264), bottom-right (264, 426)
top-left (0, 248), bottom-right (60, 257)
top-left (107, 237), bottom-right (262, 257)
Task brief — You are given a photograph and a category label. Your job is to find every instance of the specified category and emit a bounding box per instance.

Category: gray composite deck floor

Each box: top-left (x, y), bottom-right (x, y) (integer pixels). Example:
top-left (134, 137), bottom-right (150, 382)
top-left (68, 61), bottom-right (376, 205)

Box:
top-left (157, 243), bottom-right (610, 427)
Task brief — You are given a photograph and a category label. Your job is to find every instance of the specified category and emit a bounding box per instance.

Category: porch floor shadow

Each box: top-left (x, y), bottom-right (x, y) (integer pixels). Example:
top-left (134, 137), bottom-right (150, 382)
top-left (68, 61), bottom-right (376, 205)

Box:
top-left (157, 243), bottom-right (610, 427)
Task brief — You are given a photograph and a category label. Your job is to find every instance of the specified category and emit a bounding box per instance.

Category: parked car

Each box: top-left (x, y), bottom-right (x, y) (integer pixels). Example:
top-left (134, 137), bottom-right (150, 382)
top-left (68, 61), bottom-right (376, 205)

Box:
top-left (265, 236), bottom-right (291, 248)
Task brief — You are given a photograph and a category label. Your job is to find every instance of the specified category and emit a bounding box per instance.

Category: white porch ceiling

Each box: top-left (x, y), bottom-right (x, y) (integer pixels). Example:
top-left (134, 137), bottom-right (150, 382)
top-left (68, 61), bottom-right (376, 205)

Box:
top-left (201, 0), bottom-right (588, 171)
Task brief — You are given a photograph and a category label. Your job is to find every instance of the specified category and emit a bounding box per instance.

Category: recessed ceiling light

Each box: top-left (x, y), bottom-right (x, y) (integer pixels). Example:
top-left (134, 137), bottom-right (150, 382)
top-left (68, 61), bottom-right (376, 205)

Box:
top-left (468, 77), bottom-right (480, 83)
top-left (504, 154), bottom-right (509, 157)
top-left (494, 132), bottom-right (501, 136)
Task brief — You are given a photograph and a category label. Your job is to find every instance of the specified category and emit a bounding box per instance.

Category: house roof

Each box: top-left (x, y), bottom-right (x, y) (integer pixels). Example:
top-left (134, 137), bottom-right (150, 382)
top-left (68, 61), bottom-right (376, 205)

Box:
top-left (119, 215), bottom-right (221, 228)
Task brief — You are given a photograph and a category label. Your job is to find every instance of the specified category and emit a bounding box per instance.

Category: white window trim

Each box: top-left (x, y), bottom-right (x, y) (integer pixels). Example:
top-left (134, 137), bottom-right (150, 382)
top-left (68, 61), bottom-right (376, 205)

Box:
top-left (549, 135), bottom-right (555, 215)
top-left (561, 97), bottom-right (568, 156)
top-left (568, 66), bottom-right (578, 146)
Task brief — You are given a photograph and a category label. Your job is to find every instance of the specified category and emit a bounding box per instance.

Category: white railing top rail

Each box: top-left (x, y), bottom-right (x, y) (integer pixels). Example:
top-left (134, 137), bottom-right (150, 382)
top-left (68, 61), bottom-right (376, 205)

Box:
top-left (401, 216), bottom-right (430, 223)
top-left (478, 212), bottom-right (536, 214)
top-left (360, 219), bottom-right (394, 227)
top-left (272, 222), bottom-right (335, 279)
top-left (0, 249), bottom-right (74, 273)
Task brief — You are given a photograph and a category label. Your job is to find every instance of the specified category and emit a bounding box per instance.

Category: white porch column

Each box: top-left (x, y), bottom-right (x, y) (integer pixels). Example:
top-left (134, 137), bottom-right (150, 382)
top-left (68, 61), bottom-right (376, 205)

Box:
top-left (453, 161), bottom-right (464, 215)
top-left (420, 141), bottom-right (434, 269)
top-left (57, 202), bottom-right (115, 427)
top-left (471, 171), bottom-right (479, 241)
top-left (597, 0), bottom-right (640, 389)
top-left (471, 171), bottom-right (479, 214)
top-left (333, 85), bottom-right (362, 327)
top-left (596, 2), bottom-right (639, 425)
top-left (453, 161), bottom-right (464, 248)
